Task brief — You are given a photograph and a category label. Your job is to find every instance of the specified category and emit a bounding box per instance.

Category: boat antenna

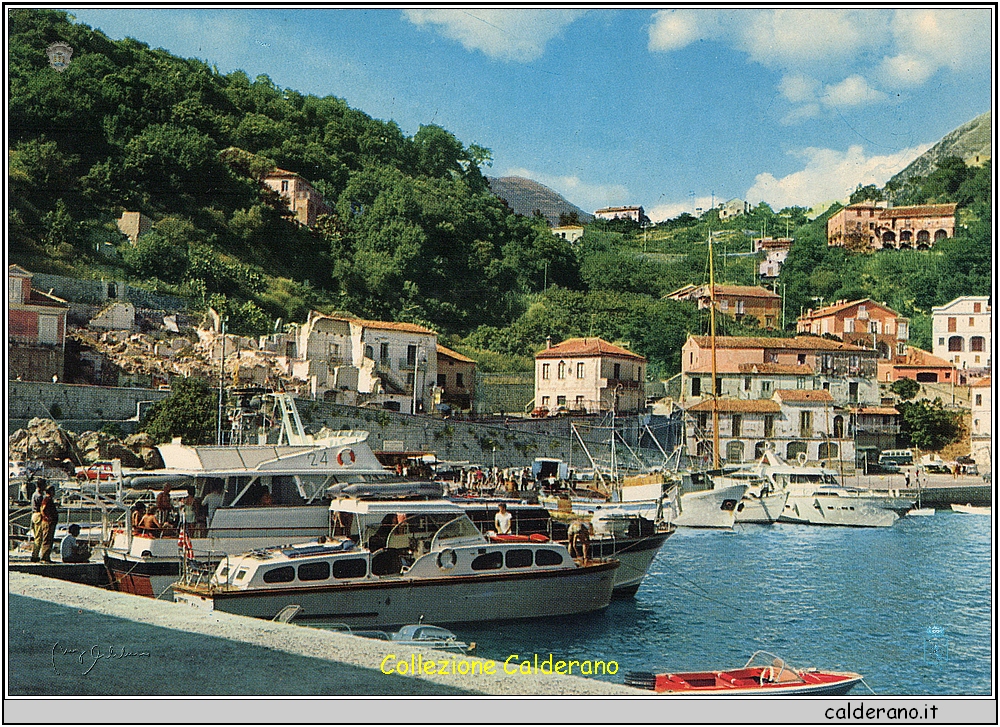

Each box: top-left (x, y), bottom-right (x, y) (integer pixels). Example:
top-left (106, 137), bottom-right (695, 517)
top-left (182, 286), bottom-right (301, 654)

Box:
top-left (708, 232), bottom-right (720, 469)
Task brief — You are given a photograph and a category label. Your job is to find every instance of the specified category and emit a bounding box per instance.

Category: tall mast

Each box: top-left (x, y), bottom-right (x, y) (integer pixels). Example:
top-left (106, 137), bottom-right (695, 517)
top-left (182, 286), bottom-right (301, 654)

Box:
top-left (708, 233), bottom-right (720, 469)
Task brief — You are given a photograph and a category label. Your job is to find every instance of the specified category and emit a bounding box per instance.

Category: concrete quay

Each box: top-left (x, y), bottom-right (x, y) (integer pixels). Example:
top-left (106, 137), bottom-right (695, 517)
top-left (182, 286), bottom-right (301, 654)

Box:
top-left (8, 572), bottom-right (643, 698)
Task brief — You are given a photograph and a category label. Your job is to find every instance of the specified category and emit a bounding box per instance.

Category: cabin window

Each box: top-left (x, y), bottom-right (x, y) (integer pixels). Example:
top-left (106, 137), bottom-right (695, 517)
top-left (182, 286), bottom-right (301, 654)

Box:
top-left (535, 549), bottom-right (564, 567)
top-left (505, 549), bottom-right (534, 569)
top-left (234, 568), bottom-right (248, 581)
top-left (298, 561), bottom-right (331, 581)
top-left (217, 566), bottom-right (229, 579)
top-left (263, 566), bottom-right (295, 584)
top-left (471, 552), bottom-right (503, 571)
top-left (333, 558), bottom-right (368, 579)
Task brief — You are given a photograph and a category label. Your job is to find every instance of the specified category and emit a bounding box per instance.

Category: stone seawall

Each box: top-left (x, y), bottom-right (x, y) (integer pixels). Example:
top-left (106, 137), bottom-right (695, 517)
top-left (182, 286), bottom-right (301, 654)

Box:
top-left (8, 381), bottom-right (170, 434)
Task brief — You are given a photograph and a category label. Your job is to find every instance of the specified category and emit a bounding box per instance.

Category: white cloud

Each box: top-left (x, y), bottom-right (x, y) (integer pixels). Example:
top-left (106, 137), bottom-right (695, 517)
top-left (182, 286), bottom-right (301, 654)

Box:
top-left (736, 10), bottom-right (888, 68)
top-left (402, 9), bottom-right (585, 62)
top-left (506, 167), bottom-right (629, 213)
top-left (880, 9), bottom-right (989, 85)
top-left (745, 143), bottom-right (931, 210)
top-left (779, 74), bottom-right (820, 104)
top-left (648, 196), bottom-right (716, 223)
top-left (821, 75), bottom-right (887, 108)
top-left (647, 10), bottom-right (711, 52)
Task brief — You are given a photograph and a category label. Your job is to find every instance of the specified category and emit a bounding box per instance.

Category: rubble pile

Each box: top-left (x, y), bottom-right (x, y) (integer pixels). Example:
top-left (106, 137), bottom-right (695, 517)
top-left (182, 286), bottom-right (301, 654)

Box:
top-left (69, 327), bottom-right (215, 380)
top-left (9, 418), bottom-right (160, 470)
top-left (75, 430), bottom-right (145, 468)
top-left (9, 418), bottom-right (76, 461)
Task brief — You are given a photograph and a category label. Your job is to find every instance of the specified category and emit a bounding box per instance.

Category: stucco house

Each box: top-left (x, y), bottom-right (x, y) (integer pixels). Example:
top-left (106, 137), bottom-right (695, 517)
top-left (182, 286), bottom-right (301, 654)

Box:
top-left (797, 298), bottom-right (909, 360)
top-left (970, 377), bottom-right (992, 473)
top-left (551, 225), bottom-right (585, 244)
top-left (534, 337), bottom-right (646, 414)
top-left (593, 206), bottom-right (649, 224)
top-left (718, 198), bottom-right (748, 221)
top-left (827, 202), bottom-right (957, 250)
top-left (668, 284), bottom-right (781, 329)
top-left (436, 344), bottom-right (475, 411)
top-left (931, 296), bottom-right (991, 373)
top-left (8, 265), bottom-right (69, 382)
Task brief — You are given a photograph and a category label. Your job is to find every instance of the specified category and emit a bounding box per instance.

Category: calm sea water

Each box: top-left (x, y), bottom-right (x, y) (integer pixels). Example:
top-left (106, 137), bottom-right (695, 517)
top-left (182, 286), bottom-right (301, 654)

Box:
top-left (451, 511), bottom-right (993, 696)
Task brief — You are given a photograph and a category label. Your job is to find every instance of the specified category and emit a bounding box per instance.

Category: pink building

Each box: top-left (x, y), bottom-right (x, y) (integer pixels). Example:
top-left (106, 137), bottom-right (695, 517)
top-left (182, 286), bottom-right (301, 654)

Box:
top-left (263, 168), bottom-right (332, 227)
top-left (668, 284), bottom-right (781, 329)
top-left (797, 298), bottom-right (909, 360)
top-left (827, 202), bottom-right (957, 250)
top-left (8, 265), bottom-right (69, 381)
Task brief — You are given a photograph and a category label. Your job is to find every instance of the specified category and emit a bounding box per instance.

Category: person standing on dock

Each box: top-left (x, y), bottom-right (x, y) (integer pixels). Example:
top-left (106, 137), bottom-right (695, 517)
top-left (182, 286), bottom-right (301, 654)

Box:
top-left (39, 485), bottom-right (59, 563)
top-left (30, 479), bottom-right (46, 562)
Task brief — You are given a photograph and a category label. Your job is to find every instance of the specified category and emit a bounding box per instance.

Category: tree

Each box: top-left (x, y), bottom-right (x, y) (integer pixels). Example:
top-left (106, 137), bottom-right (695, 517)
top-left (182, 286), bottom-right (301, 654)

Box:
top-left (890, 377), bottom-right (920, 401)
top-left (897, 398), bottom-right (960, 451)
top-left (141, 377), bottom-right (217, 444)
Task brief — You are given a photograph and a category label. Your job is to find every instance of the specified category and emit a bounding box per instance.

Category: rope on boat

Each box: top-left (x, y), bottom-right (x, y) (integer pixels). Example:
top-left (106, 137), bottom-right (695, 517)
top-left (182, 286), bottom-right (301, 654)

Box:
top-left (860, 677), bottom-right (878, 694)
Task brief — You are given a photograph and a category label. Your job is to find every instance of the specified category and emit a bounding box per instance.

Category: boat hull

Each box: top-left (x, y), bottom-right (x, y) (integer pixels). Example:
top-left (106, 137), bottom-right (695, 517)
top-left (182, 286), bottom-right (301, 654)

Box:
top-left (174, 560), bottom-right (619, 628)
top-left (735, 491), bottom-right (789, 524)
top-left (649, 675), bottom-right (863, 696)
top-left (780, 495), bottom-right (902, 527)
top-left (103, 550), bottom-right (180, 599)
top-left (672, 484), bottom-right (747, 528)
top-left (587, 531), bottom-right (672, 595)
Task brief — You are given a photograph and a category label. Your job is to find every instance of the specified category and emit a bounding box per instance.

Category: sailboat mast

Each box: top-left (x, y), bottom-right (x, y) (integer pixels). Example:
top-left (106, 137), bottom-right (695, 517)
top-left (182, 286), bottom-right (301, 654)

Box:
top-left (708, 233), bottom-right (720, 469)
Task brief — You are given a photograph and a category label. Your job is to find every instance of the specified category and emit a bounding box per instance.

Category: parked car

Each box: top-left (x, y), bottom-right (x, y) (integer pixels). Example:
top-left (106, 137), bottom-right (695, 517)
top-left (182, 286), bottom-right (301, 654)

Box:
top-left (530, 407), bottom-right (549, 418)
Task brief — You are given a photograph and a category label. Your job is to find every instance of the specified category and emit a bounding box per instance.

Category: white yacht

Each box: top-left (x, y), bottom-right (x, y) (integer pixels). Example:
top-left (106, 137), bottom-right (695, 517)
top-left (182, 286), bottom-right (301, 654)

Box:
top-left (706, 469), bottom-right (789, 524)
top-left (173, 497), bottom-right (619, 626)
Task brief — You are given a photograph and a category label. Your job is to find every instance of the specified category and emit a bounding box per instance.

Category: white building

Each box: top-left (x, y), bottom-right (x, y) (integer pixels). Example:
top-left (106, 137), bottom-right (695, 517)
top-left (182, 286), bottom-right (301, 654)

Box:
top-left (552, 225), bottom-right (585, 244)
top-left (970, 377), bottom-right (991, 473)
top-left (932, 296), bottom-right (991, 372)
top-left (275, 312), bottom-right (437, 412)
top-left (534, 337), bottom-right (646, 414)
top-left (718, 198), bottom-right (749, 221)
top-left (593, 206), bottom-right (648, 224)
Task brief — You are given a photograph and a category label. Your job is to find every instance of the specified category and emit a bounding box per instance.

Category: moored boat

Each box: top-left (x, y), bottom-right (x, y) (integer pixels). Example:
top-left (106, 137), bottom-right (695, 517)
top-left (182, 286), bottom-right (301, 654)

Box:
top-left (173, 497), bottom-right (619, 627)
top-left (624, 651), bottom-right (863, 696)
top-left (951, 503), bottom-right (991, 515)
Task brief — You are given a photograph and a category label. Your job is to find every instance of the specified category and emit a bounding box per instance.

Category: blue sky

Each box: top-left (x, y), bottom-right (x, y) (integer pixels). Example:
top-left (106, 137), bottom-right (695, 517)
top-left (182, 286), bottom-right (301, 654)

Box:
top-left (64, 8), bottom-right (992, 221)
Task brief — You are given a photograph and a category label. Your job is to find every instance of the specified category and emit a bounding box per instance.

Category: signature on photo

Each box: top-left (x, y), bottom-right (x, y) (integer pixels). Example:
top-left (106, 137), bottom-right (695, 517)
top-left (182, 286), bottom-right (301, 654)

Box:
top-left (51, 642), bottom-right (151, 675)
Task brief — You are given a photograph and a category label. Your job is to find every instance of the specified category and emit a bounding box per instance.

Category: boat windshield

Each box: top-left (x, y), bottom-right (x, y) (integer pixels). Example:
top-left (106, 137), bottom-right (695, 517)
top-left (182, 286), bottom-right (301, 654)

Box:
top-left (429, 515), bottom-right (487, 551)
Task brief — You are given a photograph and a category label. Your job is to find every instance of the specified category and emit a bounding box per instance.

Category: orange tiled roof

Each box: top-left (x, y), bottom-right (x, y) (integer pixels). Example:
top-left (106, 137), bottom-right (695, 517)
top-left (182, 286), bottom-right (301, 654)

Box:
top-left (798, 298), bottom-right (898, 320)
top-left (317, 313), bottom-right (436, 335)
top-left (536, 337), bottom-right (645, 361)
top-left (892, 346), bottom-right (954, 368)
top-left (850, 406), bottom-right (900, 416)
top-left (878, 203), bottom-right (958, 219)
top-left (708, 284), bottom-right (780, 299)
top-left (688, 335), bottom-right (867, 352)
top-left (437, 344), bottom-right (475, 364)
top-left (774, 389), bottom-right (834, 403)
top-left (971, 377), bottom-right (991, 388)
top-left (686, 398), bottom-right (781, 413)
top-left (738, 363), bottom-right (815, 375)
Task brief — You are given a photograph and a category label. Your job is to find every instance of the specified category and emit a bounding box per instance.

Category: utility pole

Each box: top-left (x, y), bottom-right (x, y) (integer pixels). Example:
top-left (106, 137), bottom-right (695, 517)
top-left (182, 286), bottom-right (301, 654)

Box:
top-left (216, 317), bottom-right (227, 446)
top-left (411, 346), bottom-right (421, 415)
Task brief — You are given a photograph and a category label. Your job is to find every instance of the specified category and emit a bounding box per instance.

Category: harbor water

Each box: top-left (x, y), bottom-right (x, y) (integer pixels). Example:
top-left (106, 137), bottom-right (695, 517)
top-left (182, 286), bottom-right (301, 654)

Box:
top-left (419, 510), bottom-right (992, 695)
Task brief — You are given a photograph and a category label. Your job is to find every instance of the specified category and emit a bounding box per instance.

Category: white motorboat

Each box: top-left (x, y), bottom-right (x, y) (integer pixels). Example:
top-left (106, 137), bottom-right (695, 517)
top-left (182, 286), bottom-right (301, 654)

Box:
top-left (103, 393), bottom-right (424, 598)
top-left (173, 497), bottom-right (619, 627)
top-left (669, 482), bottom-right (749, 529)
top-left (705, 469), bottom-right (788, 524)
top-left (951, 503), bottom-right (991, 515)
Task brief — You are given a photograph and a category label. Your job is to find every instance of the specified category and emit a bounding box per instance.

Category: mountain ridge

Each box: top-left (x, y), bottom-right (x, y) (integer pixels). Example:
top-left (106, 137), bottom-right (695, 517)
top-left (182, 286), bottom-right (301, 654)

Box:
top-left (890, 111), bottom-right (992, 185)
top-left (487, 176), bottom-right (593, 226)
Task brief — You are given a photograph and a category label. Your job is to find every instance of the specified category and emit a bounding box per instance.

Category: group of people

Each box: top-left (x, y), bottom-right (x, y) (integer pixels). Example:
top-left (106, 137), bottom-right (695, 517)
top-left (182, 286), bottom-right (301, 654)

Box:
top-left (129, 484), bottom-right (226, 537)
top-left (28, 479), bottom-right (90, 563)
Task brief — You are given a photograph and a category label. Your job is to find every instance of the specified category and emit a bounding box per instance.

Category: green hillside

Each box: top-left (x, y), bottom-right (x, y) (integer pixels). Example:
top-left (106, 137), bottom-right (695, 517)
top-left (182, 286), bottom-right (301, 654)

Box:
top-left (8, 10), bottom-right (992, 378)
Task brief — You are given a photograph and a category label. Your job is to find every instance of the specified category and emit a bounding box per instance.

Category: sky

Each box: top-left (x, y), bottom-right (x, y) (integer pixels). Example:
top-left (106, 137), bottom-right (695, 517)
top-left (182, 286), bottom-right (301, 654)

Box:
top-left (62, 7), bottom-right (993, 222)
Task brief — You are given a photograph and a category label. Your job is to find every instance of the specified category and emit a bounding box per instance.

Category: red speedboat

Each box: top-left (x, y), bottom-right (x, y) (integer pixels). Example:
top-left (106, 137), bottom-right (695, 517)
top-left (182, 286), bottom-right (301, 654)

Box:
top-left (625, 651), bottom-right (863, 696)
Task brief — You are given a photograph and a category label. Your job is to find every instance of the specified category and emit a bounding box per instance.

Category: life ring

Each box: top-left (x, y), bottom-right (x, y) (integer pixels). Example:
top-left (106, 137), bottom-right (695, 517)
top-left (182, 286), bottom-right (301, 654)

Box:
top-left (337, 448), bottom-right (356, 466)
top-left (436, 549), bottom-right (457, 570)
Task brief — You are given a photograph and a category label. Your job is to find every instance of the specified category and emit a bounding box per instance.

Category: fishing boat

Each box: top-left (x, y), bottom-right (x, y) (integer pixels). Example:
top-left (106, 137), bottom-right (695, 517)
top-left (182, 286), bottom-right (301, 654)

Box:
top-left (455, 499), bottom-right (674, 596)
top-left (951, 503), bottom-right (991, 515)
top-left (172, 497), bottom-right (619, 627)
top-left (624, 651), bottom-right (863, 696)
top-left (103, 392), bottom-right (425, 598)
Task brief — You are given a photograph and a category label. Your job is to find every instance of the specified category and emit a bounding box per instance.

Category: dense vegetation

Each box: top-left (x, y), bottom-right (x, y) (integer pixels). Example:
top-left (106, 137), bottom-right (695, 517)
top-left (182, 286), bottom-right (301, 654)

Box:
top-left (9, 10), bottom-right (992, 380)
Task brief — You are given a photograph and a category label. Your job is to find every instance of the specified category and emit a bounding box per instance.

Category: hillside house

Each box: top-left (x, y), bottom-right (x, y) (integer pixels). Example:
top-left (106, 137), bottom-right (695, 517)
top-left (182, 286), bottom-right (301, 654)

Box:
top-left (755, 237), bottom-right (793, 279)
top-left (931, 296), bottom-right (991, 373)
top-left (535, 337), bottom-right (646, 414)
top-left (826, 202), bottom-right (957, 250)
top-left (275, 312), bottom-right (437, 411)
top-left (797, 299), bottom-right (909, 360)
top-left (680, 335), bottom-right (880, 409)
top-left (877, 346), bottom-right (955, 385)
top-left (668, 284), bottom-right (781, 329)
top-left (8, 265), bottom-right (69, 382)
top-left (116, 211), bottom-right (153, 244)
top-left (970, 377), bottom-right (992, 472)
top-left (263, 169), bottom-right (332, 227)
top-left (436, 344), bottom-right (475, 411)
top-left (593, 206), bottom-right (649, 224)
top-left (551, 225), bottom-right (585, 244)
top-left (718, 198), bottom-right (749, 221)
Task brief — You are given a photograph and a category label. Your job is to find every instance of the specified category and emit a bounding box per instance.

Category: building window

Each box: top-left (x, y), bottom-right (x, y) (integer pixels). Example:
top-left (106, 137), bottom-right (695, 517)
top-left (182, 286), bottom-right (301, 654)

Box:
top-left (697, 412), bottom-right (708, 430)
top-left (976, 394), bottom-right (983, 406)
top-left (577, 362), bottom-right (585, 378)
top-left (974, 302), bottom-right (982, 313)
top-left (691, 377), bottom-right (701, 396)
top-left (406, 372), bottom-right (414, 385)
top-left (542, 363), bottom-right (550, 379)
top-left (797, 377), bottom-right (805, 389)
top-left (365, 345), bottom-right (374, 360)
top-left (765, 351), bottom-right (778, 363)
top-left (558, 361), bottom-right (566, 379)
top-left (761, 381), bottom-right (771, 394)
top-left (743, 377), bottom-right (751, 391)
top-left (849, 382), bottom-right (858, 403)
top-left (8, 277), bottom-right (22, 303)
top-left (406, 345), bottom-right (417, 366)
top-left (380, 342), bottom-right (389, 362)
top-left (281, 180), bottom-right (289, 192)
top-left (731, 414), bottom-right (742, 437)
top-left (437, 374), bottom-right (447, 387)
top-left (763, 415), bottom-right (774, 438)
top-left (970, 336), bottom-right (985, 352)
top-left (455, 373), bottom-right (464, 387)
top-left (948, 336), bottom-right (964, 352)
top-left (557, 395), bottom-right (566, 406)
top-left (575, 395), bottom-right (584, 409)
top-left (897, 343), bottom-right (907, 356)
top-left (736, 300), bottom-right (745, 314)
top-left (948, 317), bottom-right (957, 332)
top-left (800, 411), bottom-right (813, 437)
top-left (797, 353), bottom-right (806, 365)
top-left (613, 362), bottom-right (621, 379)
top-left (541, 396), bottom-right (550, 407)
top-left (938, 337), bottom-right (945, 346)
